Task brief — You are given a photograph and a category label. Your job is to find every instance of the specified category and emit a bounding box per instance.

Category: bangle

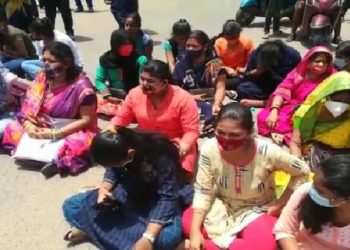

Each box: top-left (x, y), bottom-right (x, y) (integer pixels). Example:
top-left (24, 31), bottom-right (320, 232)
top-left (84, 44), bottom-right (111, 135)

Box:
top-left (270, 106), bottom-right (280, 111)
top-left (142, 232), bottom-right (155, 243)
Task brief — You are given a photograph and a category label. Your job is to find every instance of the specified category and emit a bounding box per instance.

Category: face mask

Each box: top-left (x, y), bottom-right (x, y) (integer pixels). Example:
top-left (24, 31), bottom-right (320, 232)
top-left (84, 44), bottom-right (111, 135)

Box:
top-left (324, 100), bottom-right (349, 118)
top-left (216, 135), bottom-right (246, 151)
top-left (118, 44), bottom-right (133, 57)
top-left (43, 64), bottom-right (64, 80)
top-left (309, 185), bottom-right (344, 207)
top-left (334, 58), bottom-right (347, 69)
top-left (186, 49), bottom-right (203, 61)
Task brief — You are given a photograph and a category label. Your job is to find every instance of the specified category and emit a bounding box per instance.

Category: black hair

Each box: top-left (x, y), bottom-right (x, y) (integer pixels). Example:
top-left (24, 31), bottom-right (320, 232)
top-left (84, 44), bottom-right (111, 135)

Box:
top-left (215, 102), bottom-right (254, 132)
top-left (221, 19), bottom-right (242, 36)
top-left (29, 17), bottom-right (54, 39)
top-left (172, 19), bottom-right (191, 37)
top-left (91, 127), bottom-right (180, 167)
top-left (110, 29), bottom-right (133, 53)
top-left (43, 41), bottom-right (80, 82)
top-left (256, 39), bottom-right (287, 69)
top-left (125, 12), bottom-right (142, 28)
top-left (336, 41), bottom-right (350, 58)
top-left (0, 10), bottom-right (7, 23)
top-left (299, 155), bottom-right (350, 234)
top-left (142, 60), bottom-right (172, 82)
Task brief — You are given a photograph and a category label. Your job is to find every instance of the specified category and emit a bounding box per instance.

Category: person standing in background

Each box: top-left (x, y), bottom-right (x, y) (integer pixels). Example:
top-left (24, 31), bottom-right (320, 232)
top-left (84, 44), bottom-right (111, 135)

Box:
top-left (110, 0), bottom-right (138, 28)
top-left (263, 0), bottom-right (282, 39)
top-left (42, 0), bottom-right (75, 40)
top-left (74, 0), bottom-right (94, 13)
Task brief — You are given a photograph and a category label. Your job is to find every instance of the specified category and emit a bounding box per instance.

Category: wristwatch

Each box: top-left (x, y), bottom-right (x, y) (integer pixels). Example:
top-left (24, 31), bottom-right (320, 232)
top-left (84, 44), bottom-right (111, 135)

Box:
top-left (142, 232), bottom-right (155, 243)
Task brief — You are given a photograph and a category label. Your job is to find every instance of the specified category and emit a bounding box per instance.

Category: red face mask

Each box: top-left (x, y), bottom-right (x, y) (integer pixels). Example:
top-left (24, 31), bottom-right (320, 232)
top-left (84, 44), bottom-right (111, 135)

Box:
top-left (216, 135), bottom-right (247, 151)
top-left (118, 44), bottom-right (133, 57)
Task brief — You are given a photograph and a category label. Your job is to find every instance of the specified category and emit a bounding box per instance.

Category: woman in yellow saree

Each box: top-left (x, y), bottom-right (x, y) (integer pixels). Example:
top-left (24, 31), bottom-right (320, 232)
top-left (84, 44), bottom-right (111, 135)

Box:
top-left (290, 71), bottom-right (350, 169)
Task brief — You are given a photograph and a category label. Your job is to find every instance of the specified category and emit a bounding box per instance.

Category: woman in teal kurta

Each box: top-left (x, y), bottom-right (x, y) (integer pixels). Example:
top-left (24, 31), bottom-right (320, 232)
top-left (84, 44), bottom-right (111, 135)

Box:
top-left (94, 29), bottom-right (147, 116)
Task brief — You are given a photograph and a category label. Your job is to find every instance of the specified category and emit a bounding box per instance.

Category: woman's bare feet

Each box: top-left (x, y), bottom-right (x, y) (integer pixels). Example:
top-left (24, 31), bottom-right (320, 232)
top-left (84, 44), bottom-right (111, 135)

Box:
top-left (64, 227), bottom-right (88, 244)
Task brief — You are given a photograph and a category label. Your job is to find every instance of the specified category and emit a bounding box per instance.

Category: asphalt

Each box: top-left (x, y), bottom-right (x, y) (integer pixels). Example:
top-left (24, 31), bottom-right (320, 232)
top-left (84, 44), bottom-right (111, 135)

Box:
top-left (1, 0), bottom-right (350, 249)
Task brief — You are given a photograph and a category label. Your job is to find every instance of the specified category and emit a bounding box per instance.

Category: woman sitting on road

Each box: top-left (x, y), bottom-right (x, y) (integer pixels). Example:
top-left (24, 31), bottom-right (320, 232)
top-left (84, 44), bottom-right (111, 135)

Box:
top-left (290, 72), bottom-right (350, 167)
top-left (2, 42), bottom-right (97, 177)
top-left (274, 155), bottom-right (350, 250)
top-left (173, 30), bottom-right (227, 116)
top-left (63, 127), bottom-right (182, 249)
top-left (95, 29), bottom-right (147, 116)
top-left (228, 39), bottom-right (301, 107)
top-left (164, 19), bottom-right (191, 73)
top-left (257, 46), bottom-right (334, 145)
top-left (109, 59), bottom-right (199, 179)
top-left (214, 20), bottom-right (254, 90)
top-left (21, 17), bottom-right (83, 79)
top-left (183, 102), bottom-right (310, 250)
top-left (124, 12), bottom-right (153, 59)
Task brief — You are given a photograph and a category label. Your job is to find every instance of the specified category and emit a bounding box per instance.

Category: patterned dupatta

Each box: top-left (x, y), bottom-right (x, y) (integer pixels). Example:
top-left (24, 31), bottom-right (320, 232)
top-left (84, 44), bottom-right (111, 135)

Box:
top-left (19, 72), bottom-right (96, 128)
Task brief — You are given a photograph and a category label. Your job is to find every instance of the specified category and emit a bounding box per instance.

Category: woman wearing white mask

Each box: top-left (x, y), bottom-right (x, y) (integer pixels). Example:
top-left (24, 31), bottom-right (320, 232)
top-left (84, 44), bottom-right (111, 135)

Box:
top-left (274, 154), bottom-right (350, 250)
top-left (335, 41), bottom-right (350, 72)
top-left (290, 72), bottom-right (350, 168)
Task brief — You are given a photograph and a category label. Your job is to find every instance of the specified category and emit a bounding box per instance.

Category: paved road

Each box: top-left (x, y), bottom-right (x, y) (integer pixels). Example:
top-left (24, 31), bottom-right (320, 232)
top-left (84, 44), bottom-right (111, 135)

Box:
top-left (1, 0), bottom-right (350, 249)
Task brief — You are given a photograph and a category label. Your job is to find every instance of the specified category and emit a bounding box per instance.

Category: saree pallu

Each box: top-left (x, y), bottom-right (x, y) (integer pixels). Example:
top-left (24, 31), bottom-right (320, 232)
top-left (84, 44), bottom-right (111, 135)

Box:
top-left (2, 72), bottom-right (97, 174)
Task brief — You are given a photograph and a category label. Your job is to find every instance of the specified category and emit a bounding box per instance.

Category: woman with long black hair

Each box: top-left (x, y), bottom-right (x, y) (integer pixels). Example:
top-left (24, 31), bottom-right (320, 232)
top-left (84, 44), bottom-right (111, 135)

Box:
top-left (62, 127), bottom-right (182, 250)
top-left (275, 154), bottom-right (350, 250)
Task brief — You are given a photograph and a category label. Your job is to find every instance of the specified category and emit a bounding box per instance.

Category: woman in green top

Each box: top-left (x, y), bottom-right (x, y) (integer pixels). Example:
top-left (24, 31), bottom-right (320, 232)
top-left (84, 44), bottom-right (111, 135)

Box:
top-left (95, 29), bottom-right (147, 116)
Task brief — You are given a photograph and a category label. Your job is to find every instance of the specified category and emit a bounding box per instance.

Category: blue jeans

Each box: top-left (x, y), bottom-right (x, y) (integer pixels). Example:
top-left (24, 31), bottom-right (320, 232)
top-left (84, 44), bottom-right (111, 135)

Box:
top-left (75, 0), bottom-right (93, 9)
top-left (63, 192), bottom-right (182, 250)
top-left (21, 60), bottom-right (43, 79)
top-left (1, 56), bottom-right (25, 76)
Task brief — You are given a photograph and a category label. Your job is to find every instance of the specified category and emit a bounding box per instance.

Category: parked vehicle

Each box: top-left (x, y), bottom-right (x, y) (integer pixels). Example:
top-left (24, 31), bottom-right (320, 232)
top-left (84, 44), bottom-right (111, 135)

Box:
top-left (236, 0), bottom-right (297, 26)
top-left (302, 0), bottom-right (342, 45)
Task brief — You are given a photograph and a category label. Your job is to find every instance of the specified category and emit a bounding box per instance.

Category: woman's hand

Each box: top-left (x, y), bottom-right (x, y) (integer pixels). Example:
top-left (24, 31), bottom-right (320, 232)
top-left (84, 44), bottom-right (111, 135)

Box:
top-left (193, 94), bottom-right (207, 102)
top-left (34, 128), bottom-right (53, 139)
top-left (97, 186), bottom-right (114, 204)
top-left (186, 231), bottom-right (204, 250)
top-left (24, 121), bottom-right (41, 138)
top-left (267, 203), bottom-right (283, 217)
top-left (266, 108), bottom-right (279, 129)
top-left (224, 66), bottom-right (237, 77)
top-left (212, 103), bottom-right (221, 115)
top-left (133, 237), bottom-right (153, 250)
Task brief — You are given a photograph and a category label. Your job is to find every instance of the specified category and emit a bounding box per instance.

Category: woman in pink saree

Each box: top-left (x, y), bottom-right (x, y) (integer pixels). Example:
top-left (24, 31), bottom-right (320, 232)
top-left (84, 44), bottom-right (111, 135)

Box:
top-left (257, 46), bottom-right (335, 145)
top-left (2, 42), bottom-right (97, 177)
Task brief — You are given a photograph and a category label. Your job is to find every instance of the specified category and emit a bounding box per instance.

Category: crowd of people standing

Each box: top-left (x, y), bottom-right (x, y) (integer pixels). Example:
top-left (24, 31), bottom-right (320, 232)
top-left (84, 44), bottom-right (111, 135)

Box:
top-left (1, 1), bottom-right (350, 250)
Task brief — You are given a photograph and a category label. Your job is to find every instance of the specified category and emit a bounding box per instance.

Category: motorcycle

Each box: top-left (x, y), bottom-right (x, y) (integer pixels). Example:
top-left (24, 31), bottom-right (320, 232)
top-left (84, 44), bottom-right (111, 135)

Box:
top-left (236, 0), bottom-right (297, 26)
top-left (301, 0), bottom-right (342, 45)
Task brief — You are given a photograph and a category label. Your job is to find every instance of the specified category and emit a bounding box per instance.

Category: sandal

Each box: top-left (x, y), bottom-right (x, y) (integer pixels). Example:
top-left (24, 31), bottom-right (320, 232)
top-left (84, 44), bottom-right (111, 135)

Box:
top-left (271, 133), bottom-right (284, 146)
top-left (64, 228), bottom-right (87, 244)
top-left (226, 90), bottom-right (238, 100)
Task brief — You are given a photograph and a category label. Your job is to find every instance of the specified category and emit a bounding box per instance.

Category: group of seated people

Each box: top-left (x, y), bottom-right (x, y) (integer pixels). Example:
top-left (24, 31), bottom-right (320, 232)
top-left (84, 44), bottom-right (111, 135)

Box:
top-left (1, 9), bottom-right (350, 250)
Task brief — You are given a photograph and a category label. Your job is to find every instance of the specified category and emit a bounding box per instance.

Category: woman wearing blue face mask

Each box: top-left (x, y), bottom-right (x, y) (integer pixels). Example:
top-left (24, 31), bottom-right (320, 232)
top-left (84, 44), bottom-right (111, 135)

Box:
top-left (335, 41), bottom-right (350, 72)
top-left (290, 72), bottom-right (350, 168)
top-left (173, 30), bottom-right (227, 116)
top-left (62, 127), bottom-right (183, 249)
top-left (274, 154), bottom-right (350, 250)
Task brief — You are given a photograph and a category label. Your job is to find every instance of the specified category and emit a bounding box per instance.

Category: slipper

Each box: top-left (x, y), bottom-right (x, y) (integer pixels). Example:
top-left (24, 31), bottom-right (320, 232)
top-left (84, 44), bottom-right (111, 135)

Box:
top-left (271, 133), bottom-right (284, 146)
top-left (226, 90), bottom-right (238, 100)
top-left (64, 228), bottom-right (87, 244)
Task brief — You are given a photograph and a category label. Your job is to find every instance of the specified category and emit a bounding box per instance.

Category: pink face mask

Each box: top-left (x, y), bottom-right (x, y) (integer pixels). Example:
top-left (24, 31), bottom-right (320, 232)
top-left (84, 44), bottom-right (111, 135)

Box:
top-left (216, 135), bottom-right (247, 151)
top-left (118, 44), bottom-right (133, 57)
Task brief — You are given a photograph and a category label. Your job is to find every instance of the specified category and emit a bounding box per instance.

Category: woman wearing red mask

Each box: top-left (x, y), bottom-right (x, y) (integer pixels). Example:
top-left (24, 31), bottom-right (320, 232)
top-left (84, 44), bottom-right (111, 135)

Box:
top-left (182, 102), bottom-right (310, 250)
top-left (94, 29), bottom-right (147, 117)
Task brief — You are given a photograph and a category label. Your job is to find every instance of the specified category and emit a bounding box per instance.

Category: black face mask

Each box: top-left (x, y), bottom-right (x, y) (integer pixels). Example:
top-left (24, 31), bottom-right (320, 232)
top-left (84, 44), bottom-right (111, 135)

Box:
top-left (186, 49), bottom-right (203, 61)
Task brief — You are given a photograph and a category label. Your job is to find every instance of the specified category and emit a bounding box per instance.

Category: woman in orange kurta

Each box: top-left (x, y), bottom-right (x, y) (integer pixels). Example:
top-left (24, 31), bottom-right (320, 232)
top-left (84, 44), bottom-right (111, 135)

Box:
top-left (110, 60), bottom-right (200, 177)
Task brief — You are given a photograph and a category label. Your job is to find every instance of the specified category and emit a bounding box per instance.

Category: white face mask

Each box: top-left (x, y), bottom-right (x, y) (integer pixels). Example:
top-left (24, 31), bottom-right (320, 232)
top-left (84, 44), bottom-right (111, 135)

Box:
top-left (324, 100), bottom-right (349, 117)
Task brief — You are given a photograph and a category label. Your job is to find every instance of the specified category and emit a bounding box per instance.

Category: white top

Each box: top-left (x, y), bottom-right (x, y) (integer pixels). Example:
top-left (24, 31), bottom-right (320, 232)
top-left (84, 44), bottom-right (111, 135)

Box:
top-left (34, 30), bottom-right (84, 68)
